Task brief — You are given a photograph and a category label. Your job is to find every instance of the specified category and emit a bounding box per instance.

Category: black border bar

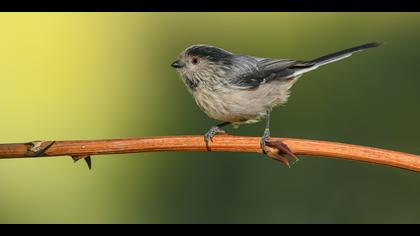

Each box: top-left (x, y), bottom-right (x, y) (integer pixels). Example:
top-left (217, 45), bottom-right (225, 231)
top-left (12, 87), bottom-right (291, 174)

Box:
top-left (0, 0), bottom-right (419, 11)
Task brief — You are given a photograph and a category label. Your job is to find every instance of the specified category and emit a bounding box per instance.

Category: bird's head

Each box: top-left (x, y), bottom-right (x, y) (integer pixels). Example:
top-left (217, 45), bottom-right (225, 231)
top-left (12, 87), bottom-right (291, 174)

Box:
top-left (171, 44), bottom-right (234, 89)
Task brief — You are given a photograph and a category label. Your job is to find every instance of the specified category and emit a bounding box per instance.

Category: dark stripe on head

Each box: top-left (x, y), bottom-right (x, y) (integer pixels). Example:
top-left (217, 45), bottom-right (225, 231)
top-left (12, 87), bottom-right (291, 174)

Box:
top-left (186, 45), bottom-right (234, 64)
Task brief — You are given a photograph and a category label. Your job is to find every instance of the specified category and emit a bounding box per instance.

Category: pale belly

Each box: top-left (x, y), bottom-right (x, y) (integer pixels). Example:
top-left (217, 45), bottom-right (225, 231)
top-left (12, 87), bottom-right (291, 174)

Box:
top-left (192, 80), bottom-right (296, 124)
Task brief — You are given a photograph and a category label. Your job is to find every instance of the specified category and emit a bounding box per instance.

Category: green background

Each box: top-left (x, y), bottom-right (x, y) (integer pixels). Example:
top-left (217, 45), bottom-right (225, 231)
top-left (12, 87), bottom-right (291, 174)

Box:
top-left (0, 13), bottom-right (419, 223)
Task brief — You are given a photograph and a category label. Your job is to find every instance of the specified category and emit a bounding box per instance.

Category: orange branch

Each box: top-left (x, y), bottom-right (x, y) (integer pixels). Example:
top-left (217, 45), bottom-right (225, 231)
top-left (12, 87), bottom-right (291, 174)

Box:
top-left (0, 135), bottom-right (419, 172)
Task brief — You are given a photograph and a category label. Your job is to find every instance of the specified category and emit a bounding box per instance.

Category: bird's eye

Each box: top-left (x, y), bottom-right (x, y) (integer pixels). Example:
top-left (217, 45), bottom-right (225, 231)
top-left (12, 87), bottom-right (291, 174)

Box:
top-left (191, 57), bottom-right (200, 65)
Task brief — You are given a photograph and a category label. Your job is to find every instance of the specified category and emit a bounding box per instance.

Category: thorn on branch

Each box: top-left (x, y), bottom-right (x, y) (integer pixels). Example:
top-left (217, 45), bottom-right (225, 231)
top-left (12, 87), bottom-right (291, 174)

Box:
top-left (264, 140), bottom-right (299, 168)
top-left (26, 140), bottom-right (56, 157)
top-left (71, 155), bottom-right (92, 170)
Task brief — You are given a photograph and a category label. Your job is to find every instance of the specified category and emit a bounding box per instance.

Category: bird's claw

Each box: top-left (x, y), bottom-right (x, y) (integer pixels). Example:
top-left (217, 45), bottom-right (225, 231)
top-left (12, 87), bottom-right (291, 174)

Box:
top-left (260, 128), bottom-right (271, 152)
top-left (204, 126), bottom-right (226, 151)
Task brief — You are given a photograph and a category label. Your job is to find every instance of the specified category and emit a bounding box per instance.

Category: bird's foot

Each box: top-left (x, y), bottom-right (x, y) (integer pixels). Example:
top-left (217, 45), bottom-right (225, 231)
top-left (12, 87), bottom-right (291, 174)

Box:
top-left (260, 129), bottom-right (299, 167)
top-left (204, 126), bottom-right (226, 151)
top-left (260, 128), bottom-right (271, 151)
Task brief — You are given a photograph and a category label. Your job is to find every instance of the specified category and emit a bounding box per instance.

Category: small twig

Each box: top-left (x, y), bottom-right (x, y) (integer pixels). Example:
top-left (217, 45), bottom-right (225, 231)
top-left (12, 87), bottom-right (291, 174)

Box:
top-left (0, 135), bottom-right (419, 172)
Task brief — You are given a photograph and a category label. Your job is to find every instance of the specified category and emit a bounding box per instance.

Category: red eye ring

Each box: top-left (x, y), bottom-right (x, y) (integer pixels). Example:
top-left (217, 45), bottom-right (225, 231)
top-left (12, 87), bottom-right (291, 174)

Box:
top-left (191, 56), bottom-right (200, 65)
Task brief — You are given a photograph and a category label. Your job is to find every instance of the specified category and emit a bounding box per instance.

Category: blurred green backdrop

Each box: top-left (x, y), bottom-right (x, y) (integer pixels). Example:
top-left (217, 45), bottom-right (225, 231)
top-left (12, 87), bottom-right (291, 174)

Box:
top-left (0, 13), bottom-right (419, 223)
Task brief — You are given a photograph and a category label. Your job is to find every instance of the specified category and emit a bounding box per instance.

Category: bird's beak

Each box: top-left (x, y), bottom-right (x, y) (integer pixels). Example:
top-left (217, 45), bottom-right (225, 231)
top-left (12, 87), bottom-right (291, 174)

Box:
top-left (171, 60), bottom-right (185, 68)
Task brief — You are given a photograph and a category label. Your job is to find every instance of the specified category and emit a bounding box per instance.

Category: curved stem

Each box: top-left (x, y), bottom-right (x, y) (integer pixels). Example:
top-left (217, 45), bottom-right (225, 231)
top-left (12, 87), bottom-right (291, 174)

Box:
top-left (0, 135), bottom-right (419, 172)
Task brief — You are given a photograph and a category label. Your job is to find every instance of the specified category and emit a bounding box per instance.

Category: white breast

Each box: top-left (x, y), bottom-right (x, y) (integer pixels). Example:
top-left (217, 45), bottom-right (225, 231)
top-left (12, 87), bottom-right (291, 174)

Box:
top-left (192, 79), bottom-right (297, 124)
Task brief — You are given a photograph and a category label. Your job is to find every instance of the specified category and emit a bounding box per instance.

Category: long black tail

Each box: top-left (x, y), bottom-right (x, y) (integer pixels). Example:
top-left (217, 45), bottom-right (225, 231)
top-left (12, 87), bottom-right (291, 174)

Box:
top-left (291, 42), bottom-right (382, 77)
top-left (310, 42), bottom-right (382, 66)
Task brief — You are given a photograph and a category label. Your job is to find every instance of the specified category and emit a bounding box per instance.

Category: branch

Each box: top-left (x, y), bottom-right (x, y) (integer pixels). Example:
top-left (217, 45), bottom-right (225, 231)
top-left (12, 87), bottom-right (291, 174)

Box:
top-left (0, 135), bottom-right (419, 172)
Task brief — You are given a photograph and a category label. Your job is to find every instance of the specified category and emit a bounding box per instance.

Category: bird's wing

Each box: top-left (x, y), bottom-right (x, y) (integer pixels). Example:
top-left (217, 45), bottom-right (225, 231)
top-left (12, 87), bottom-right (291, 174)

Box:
top-left (229, 57), bottom-right (314, 89)
top-left (228, 43), bottom-right (382, 90)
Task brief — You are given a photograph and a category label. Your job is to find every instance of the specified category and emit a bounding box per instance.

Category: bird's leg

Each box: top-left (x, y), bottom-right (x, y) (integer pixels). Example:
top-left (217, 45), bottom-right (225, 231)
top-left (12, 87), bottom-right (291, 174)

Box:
top-left (260, 110), bottom-right (271, 151)
top-left (204, 122), bottom-right (230, 151)
top-left (260, 110), bottom-right (299, 166)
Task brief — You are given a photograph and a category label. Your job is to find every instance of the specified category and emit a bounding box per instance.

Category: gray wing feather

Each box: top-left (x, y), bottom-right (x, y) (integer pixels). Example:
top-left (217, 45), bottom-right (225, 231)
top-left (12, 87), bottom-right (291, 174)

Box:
top-left (229, 56), bottom-right (313, 89)
top-left (257, 58), bottom-right (315, 75)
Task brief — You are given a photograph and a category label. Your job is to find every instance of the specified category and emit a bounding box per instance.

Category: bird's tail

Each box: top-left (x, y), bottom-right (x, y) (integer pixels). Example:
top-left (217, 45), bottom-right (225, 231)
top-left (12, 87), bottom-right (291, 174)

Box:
top-left (292, 42), bottom-right (382, 76)
top-left (310, 42), bottom-right (382, 66)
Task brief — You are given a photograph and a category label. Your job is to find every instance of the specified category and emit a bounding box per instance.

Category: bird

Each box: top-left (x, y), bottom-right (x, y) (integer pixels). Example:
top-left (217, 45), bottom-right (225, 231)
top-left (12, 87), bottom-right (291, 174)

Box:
top-left (171, 42), bottom-right (381, 163)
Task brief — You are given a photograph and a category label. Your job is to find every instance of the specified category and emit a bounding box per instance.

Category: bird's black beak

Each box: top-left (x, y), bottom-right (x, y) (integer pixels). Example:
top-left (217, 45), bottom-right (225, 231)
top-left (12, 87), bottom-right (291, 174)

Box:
top-left (171, 60), bottom-right (185, 68)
